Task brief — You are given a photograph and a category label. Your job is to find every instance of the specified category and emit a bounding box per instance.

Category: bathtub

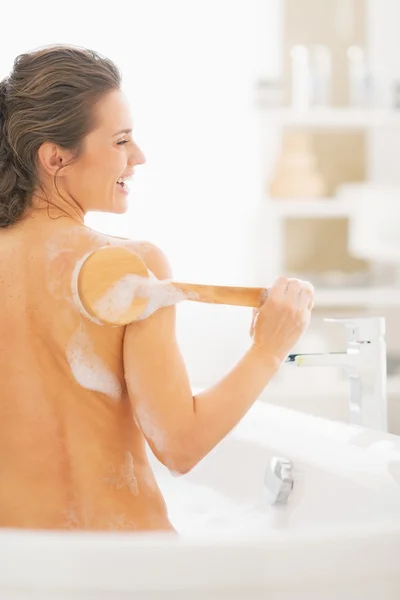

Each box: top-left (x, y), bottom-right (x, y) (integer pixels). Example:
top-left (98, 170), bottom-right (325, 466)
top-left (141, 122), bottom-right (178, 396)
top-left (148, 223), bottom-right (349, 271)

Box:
top-left (1, 401), bottom-right (400, 599)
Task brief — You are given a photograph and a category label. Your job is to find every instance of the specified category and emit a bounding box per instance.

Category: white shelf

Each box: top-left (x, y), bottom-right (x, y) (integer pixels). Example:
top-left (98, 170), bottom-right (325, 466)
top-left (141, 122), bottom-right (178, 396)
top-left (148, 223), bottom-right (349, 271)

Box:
top-left (267, 198), bottom-right (353, 219)
top-left (315, 287), bottom-right (400, 308)
top-left (260, 108), bottom-right (400, 128)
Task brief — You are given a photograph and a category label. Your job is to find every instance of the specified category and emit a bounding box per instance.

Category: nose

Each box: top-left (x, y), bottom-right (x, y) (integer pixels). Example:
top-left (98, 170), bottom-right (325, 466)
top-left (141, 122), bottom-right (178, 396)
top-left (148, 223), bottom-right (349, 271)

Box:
top-left (131, 142), bottom-right (146, 166)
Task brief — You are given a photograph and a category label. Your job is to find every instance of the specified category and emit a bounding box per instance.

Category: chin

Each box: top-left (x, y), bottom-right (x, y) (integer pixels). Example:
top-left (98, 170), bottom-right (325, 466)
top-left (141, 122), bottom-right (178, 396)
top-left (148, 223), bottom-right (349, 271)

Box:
top-left (112, 191), bottom-right (130, 214)
top-left (95, 197), bottom-right (130, 214)
top-left (111, 200), bottom-right (129, 214)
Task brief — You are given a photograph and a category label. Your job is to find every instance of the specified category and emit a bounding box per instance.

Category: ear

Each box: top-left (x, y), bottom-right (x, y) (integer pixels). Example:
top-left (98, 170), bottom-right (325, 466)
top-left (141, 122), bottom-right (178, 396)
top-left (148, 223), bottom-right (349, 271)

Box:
top-left (37, 142), bottom-right (75, 178)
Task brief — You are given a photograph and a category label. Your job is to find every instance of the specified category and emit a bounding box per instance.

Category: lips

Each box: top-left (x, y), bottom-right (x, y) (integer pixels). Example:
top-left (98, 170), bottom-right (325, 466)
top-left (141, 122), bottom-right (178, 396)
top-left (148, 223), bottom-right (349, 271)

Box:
top-left (117, 172), bottom-right (134, 188)
top-left (116, 177), bottom-right (130, 196)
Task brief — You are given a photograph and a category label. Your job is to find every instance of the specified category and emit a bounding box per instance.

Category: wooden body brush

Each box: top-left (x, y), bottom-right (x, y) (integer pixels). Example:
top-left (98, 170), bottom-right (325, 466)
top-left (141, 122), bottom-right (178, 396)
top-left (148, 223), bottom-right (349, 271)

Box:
top-left (75, 246), bottom-right (267, 326)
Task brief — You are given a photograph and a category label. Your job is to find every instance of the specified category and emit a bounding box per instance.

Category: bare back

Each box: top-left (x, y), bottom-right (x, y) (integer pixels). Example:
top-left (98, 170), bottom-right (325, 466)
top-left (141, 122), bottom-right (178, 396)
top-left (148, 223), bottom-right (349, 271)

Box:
top-left (0, 216), bottom-right (172, 531)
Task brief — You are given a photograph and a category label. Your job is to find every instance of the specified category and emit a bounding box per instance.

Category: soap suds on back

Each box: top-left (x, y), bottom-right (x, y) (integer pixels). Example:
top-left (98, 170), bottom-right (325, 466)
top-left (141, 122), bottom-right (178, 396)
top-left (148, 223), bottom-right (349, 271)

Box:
top-left (46, 226), bottom-right (131, 319)
top-left (102, 451), bottom-right (139, 496)
top-left (107, 513), bottom-right (138, 530)
top-left (66, 328), bottom-right (121, 400)
top-left (63, 503), bottom-right (80, 530)
top-left (46, 227), bottom-right (124, 261)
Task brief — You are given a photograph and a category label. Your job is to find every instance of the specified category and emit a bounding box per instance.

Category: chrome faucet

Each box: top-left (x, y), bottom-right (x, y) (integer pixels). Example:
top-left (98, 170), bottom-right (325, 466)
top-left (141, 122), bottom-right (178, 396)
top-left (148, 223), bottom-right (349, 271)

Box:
top-left (285, 317), bottom-right (387, 432)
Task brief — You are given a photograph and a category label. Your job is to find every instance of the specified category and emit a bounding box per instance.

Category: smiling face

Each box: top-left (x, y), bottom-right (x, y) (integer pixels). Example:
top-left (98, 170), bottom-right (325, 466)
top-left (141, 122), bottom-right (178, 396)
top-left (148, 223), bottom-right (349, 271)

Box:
top-left (37, 89), bottom-right (146, 217)
top-left (68, 89), bottom-right (146, 214)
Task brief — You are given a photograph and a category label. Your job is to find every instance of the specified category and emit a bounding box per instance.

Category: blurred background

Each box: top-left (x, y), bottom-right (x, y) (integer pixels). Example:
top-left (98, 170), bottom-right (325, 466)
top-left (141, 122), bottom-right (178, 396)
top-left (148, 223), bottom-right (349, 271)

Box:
top-left (2, 0), bottom-right (400, 431)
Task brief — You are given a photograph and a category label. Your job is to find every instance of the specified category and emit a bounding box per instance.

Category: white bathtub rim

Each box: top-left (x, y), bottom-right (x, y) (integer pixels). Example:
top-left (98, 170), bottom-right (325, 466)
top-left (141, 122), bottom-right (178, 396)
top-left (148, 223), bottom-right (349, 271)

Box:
top-left (1, 521), bottom-right (400, 592)
top-left (225, 401), bottom-right (400, 490)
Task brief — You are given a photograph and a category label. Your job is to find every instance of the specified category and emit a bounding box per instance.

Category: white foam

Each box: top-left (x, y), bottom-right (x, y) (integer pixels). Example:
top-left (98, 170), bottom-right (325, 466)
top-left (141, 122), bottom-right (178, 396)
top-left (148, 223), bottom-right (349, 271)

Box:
top-left (154, 470), bottom-right (273, 534)
top-left (93, 270), bottom-right (197, 323)
top-left (66, 328), bottom-right (121, 400)
top-left (106, 513), bottom-right (138, 530)
top-left (92, 274), bottom-right (147, 323)
top-left (134, 406), bottom-right (167, 458)
top-left (121, 451), bottom-right (139, 496)
top-left (46, 226), bottom-right (123, 261)
top-left (137, 272), bottom-right (189, 320)
top-left (63, 503), bottom-right (80, 530)
top-left (102, 451), bottom-right (139, 496)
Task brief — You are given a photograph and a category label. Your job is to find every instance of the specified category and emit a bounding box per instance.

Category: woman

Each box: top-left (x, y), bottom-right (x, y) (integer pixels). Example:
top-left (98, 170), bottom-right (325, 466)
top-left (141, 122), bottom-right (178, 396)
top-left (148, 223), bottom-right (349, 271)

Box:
top-left (0, 45), bottom-right (314, 531)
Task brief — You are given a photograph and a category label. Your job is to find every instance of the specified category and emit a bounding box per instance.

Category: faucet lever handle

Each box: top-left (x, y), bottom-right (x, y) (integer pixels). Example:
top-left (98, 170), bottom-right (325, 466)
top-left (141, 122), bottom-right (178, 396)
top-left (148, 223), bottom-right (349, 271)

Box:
top-left (323, 317), bottom-right (385, 343)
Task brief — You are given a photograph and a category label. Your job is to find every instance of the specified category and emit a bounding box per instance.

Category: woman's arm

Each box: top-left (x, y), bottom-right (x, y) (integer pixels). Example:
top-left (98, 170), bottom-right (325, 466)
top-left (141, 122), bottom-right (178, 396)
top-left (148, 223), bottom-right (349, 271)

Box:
top-left (123, 243), bottom-right (282, 474)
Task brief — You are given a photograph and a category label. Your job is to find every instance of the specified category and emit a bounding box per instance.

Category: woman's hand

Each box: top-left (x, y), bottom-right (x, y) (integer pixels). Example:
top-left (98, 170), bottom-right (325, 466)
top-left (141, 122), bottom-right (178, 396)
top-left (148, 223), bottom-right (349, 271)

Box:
top-left (250, 276), bottom-right (314, 364)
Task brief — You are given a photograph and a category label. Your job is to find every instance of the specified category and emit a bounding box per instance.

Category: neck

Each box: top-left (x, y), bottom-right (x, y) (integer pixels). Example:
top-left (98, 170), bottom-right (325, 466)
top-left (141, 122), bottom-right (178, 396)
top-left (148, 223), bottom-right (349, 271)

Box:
top-left (29, 190), bottom-right (85, 225)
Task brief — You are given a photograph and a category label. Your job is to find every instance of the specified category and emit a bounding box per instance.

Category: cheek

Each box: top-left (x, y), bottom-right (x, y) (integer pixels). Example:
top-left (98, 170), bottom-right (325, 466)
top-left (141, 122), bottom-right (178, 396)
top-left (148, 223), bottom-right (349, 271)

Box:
top-left (65, 146), bottom-right (126, 198)
top-left (98, 151), bottom-right (126, 186)
top-left (70, 155), bottom-right (117, 191)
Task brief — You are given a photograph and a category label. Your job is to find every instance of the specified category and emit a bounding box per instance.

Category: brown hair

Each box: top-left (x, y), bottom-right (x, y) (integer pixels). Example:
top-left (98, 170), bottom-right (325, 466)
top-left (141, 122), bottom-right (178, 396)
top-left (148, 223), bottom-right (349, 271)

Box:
top-left (0, 45), bottom-right (121, 227)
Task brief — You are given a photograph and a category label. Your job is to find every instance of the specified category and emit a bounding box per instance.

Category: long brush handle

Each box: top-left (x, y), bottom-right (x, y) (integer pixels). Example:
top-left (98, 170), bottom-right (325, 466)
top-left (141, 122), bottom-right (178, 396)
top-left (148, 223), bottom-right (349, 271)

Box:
top-left (172, 281), bottom-right (267, 308)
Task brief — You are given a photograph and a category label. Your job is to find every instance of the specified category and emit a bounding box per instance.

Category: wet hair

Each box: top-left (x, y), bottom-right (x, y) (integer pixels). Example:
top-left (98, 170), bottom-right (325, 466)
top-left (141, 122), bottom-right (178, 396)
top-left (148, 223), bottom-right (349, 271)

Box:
top-left (0, 45), bottom-right (121, 227)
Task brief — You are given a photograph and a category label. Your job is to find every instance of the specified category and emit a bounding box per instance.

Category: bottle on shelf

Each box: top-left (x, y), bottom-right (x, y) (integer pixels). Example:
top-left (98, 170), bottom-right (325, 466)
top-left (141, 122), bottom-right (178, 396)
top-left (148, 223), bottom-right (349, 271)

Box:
top-left (347, 45), bottom-right (374, 108)
top-left (268, 132), bottom-right (327, 199)
top-left (290, 44), bottom-right (332, 111)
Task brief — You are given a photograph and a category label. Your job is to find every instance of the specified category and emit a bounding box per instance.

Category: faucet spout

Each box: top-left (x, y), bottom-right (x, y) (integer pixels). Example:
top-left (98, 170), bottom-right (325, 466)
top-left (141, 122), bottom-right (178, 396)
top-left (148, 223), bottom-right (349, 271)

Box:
top-left (283, 317), bottom-right (387, 431)
top-left (287, 351), bottom-right (360, 371)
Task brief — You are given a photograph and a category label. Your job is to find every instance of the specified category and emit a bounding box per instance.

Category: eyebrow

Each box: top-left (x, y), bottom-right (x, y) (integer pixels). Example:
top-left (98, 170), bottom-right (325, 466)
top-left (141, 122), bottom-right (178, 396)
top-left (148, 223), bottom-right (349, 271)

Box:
top-left (113, 128), bottom-right (133, 137)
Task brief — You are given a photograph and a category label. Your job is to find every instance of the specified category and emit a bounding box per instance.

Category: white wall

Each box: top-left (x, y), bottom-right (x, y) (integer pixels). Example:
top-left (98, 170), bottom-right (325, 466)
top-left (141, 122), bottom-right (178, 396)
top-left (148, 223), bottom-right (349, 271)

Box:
top-left (0, 0), bottom-right (284, 388)
top-left (367, 0), bottom-right (400, 183)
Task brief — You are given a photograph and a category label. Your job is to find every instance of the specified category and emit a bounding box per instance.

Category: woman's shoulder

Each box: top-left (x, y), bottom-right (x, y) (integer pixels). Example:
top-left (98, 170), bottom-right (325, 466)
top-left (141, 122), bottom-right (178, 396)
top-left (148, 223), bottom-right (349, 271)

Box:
top-left (121, 240), bottom-right (172, 280)
top-left (86, 229), bottom-right (173, 280)
top-left (49, 224), bottom-right (172, 280)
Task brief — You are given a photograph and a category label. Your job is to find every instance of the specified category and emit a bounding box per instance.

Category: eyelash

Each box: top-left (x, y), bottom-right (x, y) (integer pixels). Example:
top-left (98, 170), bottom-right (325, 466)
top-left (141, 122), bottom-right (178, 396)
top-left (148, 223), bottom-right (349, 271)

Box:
top-left (117, 140), bottom-right (129, 146)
